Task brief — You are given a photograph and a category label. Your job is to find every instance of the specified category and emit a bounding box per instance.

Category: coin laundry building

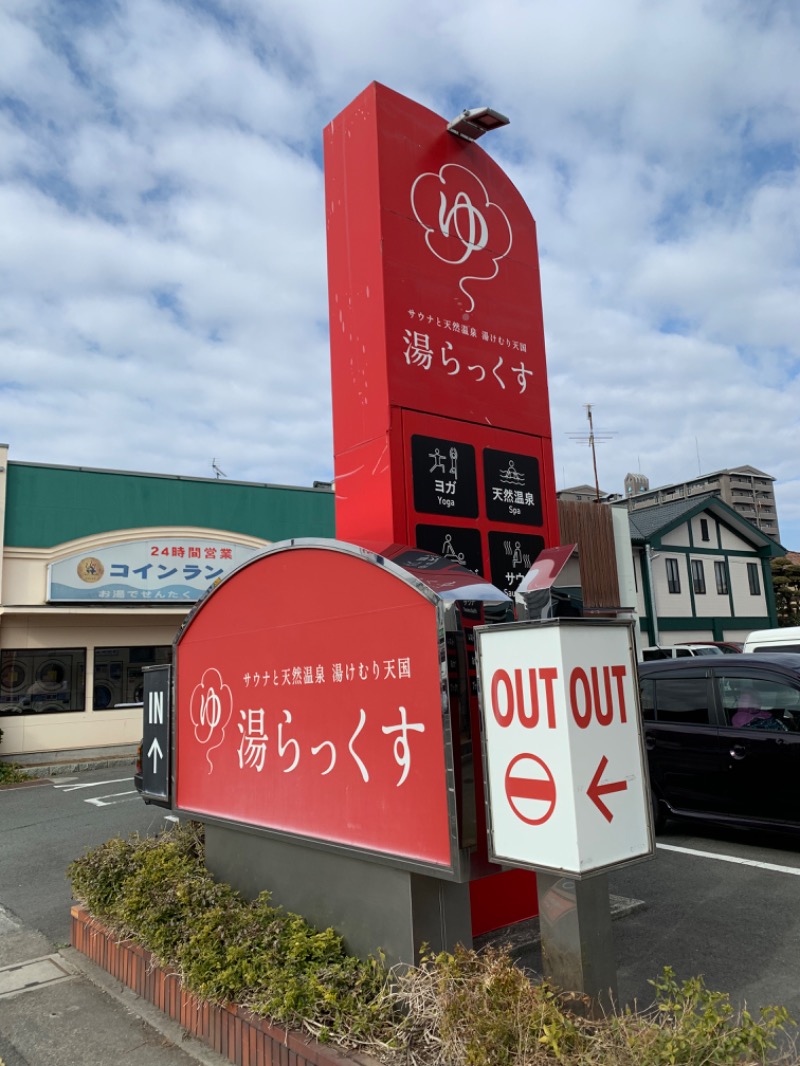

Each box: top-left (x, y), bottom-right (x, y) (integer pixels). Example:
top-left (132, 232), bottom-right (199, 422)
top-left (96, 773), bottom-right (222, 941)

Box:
top-left (0, 446), bottom-right (334, 756)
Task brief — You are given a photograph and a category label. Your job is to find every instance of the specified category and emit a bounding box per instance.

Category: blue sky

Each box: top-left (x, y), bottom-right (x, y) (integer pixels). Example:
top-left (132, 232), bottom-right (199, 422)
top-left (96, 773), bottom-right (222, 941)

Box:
top-left (1, 0), bottom-right (799, 547)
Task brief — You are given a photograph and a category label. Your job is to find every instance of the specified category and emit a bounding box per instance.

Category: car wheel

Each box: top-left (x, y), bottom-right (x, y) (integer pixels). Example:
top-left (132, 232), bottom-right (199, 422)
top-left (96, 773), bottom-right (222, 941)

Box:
top-left (651, 788), bottom-right (666, 834)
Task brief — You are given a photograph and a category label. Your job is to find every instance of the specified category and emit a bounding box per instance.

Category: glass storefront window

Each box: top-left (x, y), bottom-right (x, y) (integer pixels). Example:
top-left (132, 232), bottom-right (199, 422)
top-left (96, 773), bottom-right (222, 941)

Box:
top-left (0, 649), bottom-right (86, 716)
top-left (93, 646), bottom-right (171, 709)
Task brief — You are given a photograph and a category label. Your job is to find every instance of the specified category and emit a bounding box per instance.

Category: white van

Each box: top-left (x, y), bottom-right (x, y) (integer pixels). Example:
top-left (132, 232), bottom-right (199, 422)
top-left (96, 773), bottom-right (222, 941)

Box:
top-left (743, 626), bottom-right (800, 654)
top-left (639, 644), bottom-right (724, 661)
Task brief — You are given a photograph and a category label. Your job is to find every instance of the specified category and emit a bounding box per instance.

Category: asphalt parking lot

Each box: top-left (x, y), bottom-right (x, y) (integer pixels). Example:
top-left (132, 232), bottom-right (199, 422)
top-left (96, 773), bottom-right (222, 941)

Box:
top-left (606, 820), bottom-right (800, 1019)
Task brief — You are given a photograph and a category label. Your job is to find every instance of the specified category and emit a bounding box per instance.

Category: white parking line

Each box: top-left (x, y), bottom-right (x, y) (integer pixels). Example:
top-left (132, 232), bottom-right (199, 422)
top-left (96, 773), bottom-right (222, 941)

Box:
top-left (657, 842), bottom-right (800, 876)
top-left (85, 791), bottom-right (138, 807)
top-left (53, 777), bottom-right (131, 792)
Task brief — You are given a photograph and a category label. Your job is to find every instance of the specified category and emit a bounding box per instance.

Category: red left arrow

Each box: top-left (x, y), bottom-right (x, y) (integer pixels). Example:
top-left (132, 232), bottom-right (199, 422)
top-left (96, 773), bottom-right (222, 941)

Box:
top-left (587, 755), bottom-right (627, 822)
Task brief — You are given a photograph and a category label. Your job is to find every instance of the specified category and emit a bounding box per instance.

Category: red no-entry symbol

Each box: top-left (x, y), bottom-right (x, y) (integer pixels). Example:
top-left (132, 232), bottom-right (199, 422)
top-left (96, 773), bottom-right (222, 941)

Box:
top-left (504, 753), bottom-right (556, 825)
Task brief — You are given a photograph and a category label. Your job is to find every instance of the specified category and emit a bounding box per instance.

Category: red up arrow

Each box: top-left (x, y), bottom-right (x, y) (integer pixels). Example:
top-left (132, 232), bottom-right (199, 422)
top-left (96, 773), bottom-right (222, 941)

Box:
top-left (587, 755), bottom-right (627, 823)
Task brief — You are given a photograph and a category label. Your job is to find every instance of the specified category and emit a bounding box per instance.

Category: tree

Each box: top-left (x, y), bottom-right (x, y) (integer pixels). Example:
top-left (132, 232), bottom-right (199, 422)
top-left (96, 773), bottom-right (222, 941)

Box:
top-left (771, 556), bottom-right (800, 626)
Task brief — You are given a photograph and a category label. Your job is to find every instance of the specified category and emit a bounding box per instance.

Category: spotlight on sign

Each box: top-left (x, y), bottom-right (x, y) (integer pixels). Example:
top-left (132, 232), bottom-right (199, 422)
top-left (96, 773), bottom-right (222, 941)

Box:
top-left (446, 106), bottom-right (510, 141)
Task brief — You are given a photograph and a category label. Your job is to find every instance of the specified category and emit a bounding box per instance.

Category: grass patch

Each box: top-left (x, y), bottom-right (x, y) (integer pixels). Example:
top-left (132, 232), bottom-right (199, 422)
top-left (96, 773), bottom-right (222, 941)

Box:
top-left (68, 823), bottom-right (798, 1064)
top-left (0, 761), bottom-right (31, 785)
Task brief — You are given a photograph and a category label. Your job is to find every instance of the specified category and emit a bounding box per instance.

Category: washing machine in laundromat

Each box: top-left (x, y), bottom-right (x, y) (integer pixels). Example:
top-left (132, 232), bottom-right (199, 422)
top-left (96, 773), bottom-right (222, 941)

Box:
top-left (0, 658), bottom-right (28, 714)
top-left (28, 655), bottom-right (71, 712)
top-left (94, 682), bottom-right (114, 710)
top-left (127, 668), bottom-right (145, 703)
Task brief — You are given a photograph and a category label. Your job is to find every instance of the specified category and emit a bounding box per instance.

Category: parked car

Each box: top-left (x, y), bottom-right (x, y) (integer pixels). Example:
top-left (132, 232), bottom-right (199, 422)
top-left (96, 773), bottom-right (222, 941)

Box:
top-left (639, 653), bottom-right (800, 833)
top-left (676, 640), bottom-right (743, 654)
top-left (639, 643), bottom-right (724, 661)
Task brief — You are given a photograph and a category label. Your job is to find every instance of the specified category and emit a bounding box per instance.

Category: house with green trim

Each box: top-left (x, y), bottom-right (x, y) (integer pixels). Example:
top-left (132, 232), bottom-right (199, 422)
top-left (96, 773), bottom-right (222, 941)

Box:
top-left (627, 494), bottom-right (785, 647)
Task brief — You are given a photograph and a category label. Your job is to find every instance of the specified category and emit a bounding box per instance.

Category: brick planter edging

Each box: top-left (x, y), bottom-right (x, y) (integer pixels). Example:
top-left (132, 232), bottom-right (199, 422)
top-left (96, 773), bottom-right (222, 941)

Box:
top-left (70, 905), bottom-right (380, 1066)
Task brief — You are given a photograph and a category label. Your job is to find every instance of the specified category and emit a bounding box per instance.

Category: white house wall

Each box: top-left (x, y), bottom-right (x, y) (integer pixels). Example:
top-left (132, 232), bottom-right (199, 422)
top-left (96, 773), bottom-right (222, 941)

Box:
top-left (661, 527), bottom-right (691, 548)
top-left (729, 556), bottom-right (767, 615)
top-left (719, 523), bottom-right (748, 551)
top-left (652, 553), bottom-right (693, 616)
top-left (688, 514), bottom-right (718, 547)
top-left (663, 629), bottom-right (715, 643)
top-left (688, 554), bottom-right (731, 617)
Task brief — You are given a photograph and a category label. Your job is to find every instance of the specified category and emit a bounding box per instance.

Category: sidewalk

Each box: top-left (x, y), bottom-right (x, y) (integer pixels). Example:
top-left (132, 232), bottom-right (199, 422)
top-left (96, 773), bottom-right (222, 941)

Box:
top-left (0, 903), bottom-right (228, 1066)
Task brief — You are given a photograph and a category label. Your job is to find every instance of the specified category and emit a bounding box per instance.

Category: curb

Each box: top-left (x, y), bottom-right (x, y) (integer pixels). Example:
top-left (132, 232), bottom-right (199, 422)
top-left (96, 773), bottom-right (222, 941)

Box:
top-left (70, 906), bottom-right (381, 1066)
top-left (0, 755), bottom-right (135, 779)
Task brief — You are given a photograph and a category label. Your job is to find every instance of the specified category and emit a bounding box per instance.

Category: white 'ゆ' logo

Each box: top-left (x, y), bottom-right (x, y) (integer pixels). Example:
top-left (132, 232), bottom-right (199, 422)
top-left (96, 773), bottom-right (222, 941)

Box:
top-left (189, 666), bottom-right (232, 774)
top-left (437, 191), bottom-right (489, 263)
top-left (410, 164), bottom-right (512, 312)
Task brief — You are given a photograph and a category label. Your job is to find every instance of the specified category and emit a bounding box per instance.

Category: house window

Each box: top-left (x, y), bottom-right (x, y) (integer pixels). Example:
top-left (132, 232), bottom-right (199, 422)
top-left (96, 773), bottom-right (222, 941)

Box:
top-left (747, 563), bottom-right (761, 596)
top-left (700, 518), bottom-right (710, 542)
top-left (691, 560), bottom-right (706, 594)
top-left (666, 558), bottom-right (681, 594)
top-left (714, 560), bottom-right (729, 595)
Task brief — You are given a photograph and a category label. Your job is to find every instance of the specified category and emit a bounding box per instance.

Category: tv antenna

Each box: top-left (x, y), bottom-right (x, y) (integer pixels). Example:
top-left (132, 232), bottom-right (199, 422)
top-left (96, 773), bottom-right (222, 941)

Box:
top-left (566, 404), bottom-right (614, 502)
top-left (211, 458), bottom-right (227, 479)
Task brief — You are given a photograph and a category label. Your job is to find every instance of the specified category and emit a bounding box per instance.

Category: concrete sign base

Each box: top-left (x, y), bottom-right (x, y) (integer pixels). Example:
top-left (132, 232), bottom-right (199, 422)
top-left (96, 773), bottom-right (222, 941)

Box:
top-left (205, 824), bottom-right (473, 969)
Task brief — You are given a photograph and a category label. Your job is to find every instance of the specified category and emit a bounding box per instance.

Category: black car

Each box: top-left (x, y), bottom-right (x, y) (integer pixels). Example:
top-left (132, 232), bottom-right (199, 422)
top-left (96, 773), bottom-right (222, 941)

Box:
top-left (639, 653), bottom-right (800, 834)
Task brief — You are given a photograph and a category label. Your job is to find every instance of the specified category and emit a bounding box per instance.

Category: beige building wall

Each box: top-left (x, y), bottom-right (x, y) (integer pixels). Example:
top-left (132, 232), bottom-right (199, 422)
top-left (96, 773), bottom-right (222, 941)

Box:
top-left (1, 526), bottom-right (268, 755)
top-left (0, 613), bottom-right (184, 753)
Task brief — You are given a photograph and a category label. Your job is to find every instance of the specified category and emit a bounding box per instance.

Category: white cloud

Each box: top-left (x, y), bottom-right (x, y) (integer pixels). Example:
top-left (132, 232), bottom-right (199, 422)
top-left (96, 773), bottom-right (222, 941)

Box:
top-left (0, 0), bottom-right (798, 548)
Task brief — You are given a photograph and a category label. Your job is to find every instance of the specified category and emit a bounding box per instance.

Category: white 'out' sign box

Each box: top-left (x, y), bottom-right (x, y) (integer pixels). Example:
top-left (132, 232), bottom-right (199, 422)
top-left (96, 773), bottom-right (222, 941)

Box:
top-left (475, 619), bottom-right (654, 878)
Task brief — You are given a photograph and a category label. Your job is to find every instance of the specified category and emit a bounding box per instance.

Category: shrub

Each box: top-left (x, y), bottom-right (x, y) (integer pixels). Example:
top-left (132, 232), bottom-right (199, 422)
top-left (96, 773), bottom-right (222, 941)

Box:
top-left (391, 945), bottom-right (583, 1065)
top-left (597, 966), bottom-right (794, 1066)
top-left (68, 822), bottom-right (398, 1052)
top-left (0, 724), bottom-right (30, 785)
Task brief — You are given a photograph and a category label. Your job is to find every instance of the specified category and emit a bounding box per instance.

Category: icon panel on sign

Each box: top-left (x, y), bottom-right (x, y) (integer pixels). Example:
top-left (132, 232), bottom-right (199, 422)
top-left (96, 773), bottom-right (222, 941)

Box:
top-left (483, 449), bottom-right (542, 526)
top-left (415, 524), bottom-right (483, 576)
top-left (412, 435), bottom-right (478, 518)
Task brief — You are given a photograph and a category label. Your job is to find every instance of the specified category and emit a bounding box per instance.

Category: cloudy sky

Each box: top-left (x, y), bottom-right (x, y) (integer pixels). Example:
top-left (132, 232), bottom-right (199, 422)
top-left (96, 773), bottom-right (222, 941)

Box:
top-left (2, 0), bottom-right (799, 548)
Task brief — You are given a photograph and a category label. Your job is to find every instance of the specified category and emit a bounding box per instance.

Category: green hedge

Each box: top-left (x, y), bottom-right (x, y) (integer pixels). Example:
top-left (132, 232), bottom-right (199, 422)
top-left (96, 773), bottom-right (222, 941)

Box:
top-left (68, 823), bottom-right (393, 1049)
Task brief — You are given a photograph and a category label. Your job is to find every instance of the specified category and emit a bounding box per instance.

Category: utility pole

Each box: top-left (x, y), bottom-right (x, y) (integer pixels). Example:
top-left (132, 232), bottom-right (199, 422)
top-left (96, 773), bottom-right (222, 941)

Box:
top-left (587, 404), bottom-right (601, 502)
top-left (567, 404), bottom-right (613, 502)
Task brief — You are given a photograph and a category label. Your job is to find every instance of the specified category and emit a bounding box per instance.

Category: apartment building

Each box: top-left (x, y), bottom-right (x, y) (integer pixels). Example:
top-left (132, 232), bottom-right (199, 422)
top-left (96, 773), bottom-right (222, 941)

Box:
top-left (624, 465), bottom-right (780, 542)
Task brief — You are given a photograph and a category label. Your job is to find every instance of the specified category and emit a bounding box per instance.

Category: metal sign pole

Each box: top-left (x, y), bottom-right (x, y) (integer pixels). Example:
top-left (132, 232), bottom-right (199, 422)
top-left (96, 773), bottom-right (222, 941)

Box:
top-left (536, 871), bottom-right (617, 1015)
